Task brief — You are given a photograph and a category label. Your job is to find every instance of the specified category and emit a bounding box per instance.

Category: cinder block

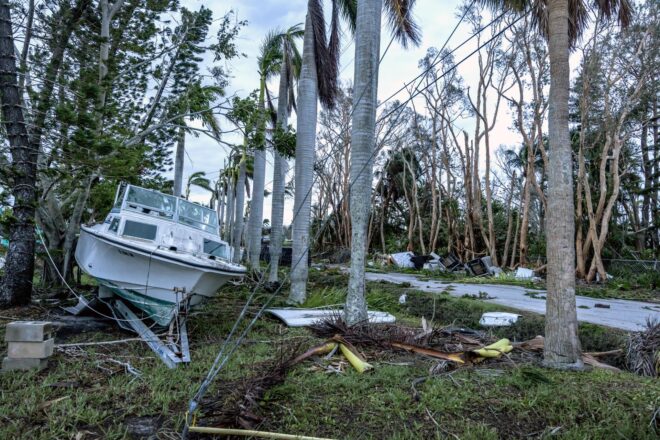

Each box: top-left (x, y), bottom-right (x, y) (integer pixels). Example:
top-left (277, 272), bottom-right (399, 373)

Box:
top-left (7, 338), bottom-right (54, 359)
top-left (2, 357), bottom-right (47, 372)
top-left (5, 321), bottom-right (53, 342)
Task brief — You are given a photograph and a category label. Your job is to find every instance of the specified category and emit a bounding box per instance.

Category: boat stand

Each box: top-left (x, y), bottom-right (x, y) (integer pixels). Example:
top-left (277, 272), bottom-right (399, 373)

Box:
top-left (111, 298), bottom-right (191, 369)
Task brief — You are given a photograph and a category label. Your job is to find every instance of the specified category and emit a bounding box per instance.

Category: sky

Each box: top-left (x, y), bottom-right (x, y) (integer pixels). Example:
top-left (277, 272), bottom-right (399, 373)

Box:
top-left (177, 0), bottom-right (527, 223)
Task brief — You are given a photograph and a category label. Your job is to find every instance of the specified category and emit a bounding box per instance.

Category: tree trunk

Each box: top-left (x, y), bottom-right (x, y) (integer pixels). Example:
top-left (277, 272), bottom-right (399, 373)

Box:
top-left (0, 2), bottom-right (35, 306)
top-left (247, 145), bottom-right (266, 270)
top-left (62, 175), bottom-right (95, 280)
top-left (269, 50), bottom-right (291, 283)
top-left (544, 0), bottom-right (582, 368)
top-left (225, 178), bottom-right (235, 242)
top-left (173, 127), bottom-right (185, 197)
top-left (247, 77), bottom-right (268, 271)
top-left (232, 156), bottom-right (247, 263)
top-left (289, 11), bottom-right (318, 304)
top-left (345, 0), bottom-right (381, 325)
top-left (502, 171), bottom-right (516, 268)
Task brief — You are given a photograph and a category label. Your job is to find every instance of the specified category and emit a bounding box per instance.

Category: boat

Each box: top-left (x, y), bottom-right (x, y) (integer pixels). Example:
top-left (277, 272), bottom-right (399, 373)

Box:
top-left (74, 184), bottom-right (245, 367)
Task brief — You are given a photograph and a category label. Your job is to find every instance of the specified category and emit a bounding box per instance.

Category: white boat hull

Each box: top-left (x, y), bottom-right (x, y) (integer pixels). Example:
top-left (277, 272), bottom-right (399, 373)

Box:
top-left (76, 226), bottom-right (244, 325)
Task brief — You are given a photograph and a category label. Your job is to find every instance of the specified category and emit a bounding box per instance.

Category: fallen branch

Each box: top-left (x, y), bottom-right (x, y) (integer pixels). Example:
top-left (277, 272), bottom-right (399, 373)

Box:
top-left (188, 426), bottom-right (336, 440)
top-left (390, 342), bottom-right (464, 364)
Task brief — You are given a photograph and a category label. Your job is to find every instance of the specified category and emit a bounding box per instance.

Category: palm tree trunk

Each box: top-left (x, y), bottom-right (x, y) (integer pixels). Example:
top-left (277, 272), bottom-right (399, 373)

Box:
top-left (173, 127), bottom-right (185, 197)
top-left (289, 12), bottom-right (318, 304)
top-left (544, 0), bottom-right (582, 368)
top-left (247, 78), bottom-right (268, 270)
top-left (345, 0), bottom-right (382, 325)
top-left (217, 180), bottom-right (225, 234)
top-left (225, 178), bottom-right (235, 242)
top-left (269, 56), bottom-right (291, 283)
top-left (502, 171), bottom-right (516, 268)
top-left (232, 156), bottom-right (247, 263)
top-left (0, 2), bottom-right (35, 306)
top-left (247, 147), bottom-right (265, 269)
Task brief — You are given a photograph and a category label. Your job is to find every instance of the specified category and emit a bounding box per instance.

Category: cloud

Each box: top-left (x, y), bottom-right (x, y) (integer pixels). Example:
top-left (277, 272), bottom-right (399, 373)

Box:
top-left (179, 1), bottom-right (529, 224)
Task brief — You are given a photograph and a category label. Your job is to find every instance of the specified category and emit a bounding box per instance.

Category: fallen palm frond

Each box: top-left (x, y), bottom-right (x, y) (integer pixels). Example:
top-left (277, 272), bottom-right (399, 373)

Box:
top-left (200, 344), bottom-right (303, 429)
top-left (516, 335), bottom-right (622, 372)
top-left (390, 341), bottom-right (465, 363)
top-left (310, 316), bottom-right (482, 354)
top-left (625, 318), bottom-right (659, 377)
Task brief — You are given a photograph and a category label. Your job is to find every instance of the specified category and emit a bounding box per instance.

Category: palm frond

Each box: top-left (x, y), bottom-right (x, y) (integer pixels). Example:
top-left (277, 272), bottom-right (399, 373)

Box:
top-left (478, 0), bottom-right (632, 47)
top-left (336, 0), bottom-right (358, 33)
top-left (384, 0), bottom-right (422, 48)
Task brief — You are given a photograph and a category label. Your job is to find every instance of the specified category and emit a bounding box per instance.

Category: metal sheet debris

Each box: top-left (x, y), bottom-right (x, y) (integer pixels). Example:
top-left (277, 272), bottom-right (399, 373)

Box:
top-left (388, 252), bottom-right (415, 268)
top-left (479, 312), bottom-right (521, 327)
top-left (266, 309), bottom-right (397, 327)
top-left (515, 267), bottom-right (535, 279)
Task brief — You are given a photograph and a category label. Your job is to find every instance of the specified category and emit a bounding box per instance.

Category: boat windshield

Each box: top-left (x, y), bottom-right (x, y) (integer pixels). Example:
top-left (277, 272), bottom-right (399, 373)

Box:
top-left (204, 239), bottom-right (229, 259)
top-left (125, 186), bottom-right (176, 219)
top-left (177, 199), bottom-right (218, 234)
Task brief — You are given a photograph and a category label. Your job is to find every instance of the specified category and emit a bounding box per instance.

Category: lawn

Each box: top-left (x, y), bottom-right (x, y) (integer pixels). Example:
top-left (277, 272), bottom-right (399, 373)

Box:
top-left (0, 269), bottom-right (658, 439)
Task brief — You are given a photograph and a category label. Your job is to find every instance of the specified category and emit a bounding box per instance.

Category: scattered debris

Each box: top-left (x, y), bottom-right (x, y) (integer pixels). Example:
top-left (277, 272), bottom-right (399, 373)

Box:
top-left (625, 318), bottom-right (659, 377)
top-left (423, 252), bottom-right (445, 271)
top-left (440, 253), bottom-right (464, 272)
top-left (398, 293), bottom-right (407, 304)
top-left (462, 291), bottom-right (495, 300)
top-left (390, 342), bottom-right (465, 363)
top-left (388, 251), bottom-right (416, 268)
top-left (515, 267), bottom-right (535, 279)
top-left (2, 321), bottom-right (54, 372)
top-left (479, 312), bottom-right (521, 327)
top-left (473, 338), bottom-right (513, 358)
top-left (466, 258), bottom-right (489, 276)
top-left (266, 309), bottom-right (396, 327)
top-left (516, 335), bottom-right (621, 372)
top-left (594, 303), bottom-right (611, 309)
top-left (524, 291), bottom-right (546, 300)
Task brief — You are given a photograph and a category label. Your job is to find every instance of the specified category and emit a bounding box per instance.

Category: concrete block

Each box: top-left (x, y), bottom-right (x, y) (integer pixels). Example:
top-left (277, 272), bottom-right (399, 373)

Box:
top-left (5, 321), bottom-right (53, 342)
top-left (2, 356), bottom-right (47, 372)
top-left (7, 338), bottom-right (54, 359)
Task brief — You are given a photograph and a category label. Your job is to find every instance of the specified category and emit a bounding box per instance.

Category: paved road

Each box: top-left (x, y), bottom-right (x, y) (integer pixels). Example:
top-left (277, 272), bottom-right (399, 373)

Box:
top-left (365, 271), bottom-right (660, 331)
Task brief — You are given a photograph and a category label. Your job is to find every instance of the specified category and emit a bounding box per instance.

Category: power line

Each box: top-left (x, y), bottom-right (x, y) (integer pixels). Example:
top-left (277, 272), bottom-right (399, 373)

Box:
top-left (182, 4), bottom-right (518, 437)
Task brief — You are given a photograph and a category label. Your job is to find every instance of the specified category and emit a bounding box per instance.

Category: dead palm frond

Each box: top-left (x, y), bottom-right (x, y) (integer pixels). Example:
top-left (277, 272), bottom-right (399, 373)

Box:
top-left (478, 0), bottom-right (633, 47)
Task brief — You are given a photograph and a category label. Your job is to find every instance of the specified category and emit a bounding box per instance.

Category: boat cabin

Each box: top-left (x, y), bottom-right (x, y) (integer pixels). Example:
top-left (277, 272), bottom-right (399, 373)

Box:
top-left (103, 184), bottom-right (231, 261)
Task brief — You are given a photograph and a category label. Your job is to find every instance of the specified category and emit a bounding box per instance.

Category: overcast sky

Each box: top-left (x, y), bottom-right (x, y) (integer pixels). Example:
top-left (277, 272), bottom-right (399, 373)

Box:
top-left (177, 0), bottom-right (527, 223)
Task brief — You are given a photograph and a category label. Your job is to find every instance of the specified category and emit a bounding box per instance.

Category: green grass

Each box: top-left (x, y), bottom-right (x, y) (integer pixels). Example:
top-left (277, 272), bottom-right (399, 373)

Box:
top-left (0, 269), bottom-right (657, 439)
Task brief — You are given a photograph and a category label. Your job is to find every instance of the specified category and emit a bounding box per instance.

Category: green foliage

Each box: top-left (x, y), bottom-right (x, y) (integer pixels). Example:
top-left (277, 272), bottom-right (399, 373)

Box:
top-left (272, 125), bottom-right (297, 158)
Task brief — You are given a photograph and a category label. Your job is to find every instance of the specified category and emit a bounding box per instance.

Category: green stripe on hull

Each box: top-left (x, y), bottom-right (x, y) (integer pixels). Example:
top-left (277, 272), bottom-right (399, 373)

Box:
top-left (98, 280), bottom-right (176, 326)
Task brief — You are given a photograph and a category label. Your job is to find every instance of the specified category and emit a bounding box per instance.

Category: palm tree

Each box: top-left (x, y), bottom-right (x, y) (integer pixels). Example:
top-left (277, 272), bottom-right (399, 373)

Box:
top-left (185, 171), bottom-right (213, 200)
top-left (270, 25), bottom-right (303, 283)
top-left (172, 83), bottom-right (223, 198)
top-left (247, 27), bottom-right (303, 272)
top-left (289, 0), bottom-right (357, 304)
top-left (480, 0), bottom-right (631, 367)
top-left (345, 0), bottom-right (421, 325)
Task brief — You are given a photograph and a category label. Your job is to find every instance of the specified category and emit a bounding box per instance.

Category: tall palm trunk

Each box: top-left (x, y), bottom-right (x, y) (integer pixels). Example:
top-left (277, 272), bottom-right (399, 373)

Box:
top-left (289, 12), bottom-right (318, 303)
top-left (0, 2), bottom-right (35, 305)
top-left (269, 55), bottom-right (290, 283)
top-left (501, 171), bottom-right (516, 268)
top-left (544, 0), bottom-right (581, 368)
top-left (232, 155), bottom-right (247, 263)
top-left (224, 178), bottom-right (235, 242)
top-left (173, 127), bottom-right (185, 197)
top-left (247, 78), bottom-right (267, 270)
top-left (345, 0), bottom-right (382, 325)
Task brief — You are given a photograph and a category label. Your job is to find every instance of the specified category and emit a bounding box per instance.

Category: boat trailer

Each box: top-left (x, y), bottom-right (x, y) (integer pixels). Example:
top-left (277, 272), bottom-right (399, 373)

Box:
top-left (64, 287), bottom-right (192, 369)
